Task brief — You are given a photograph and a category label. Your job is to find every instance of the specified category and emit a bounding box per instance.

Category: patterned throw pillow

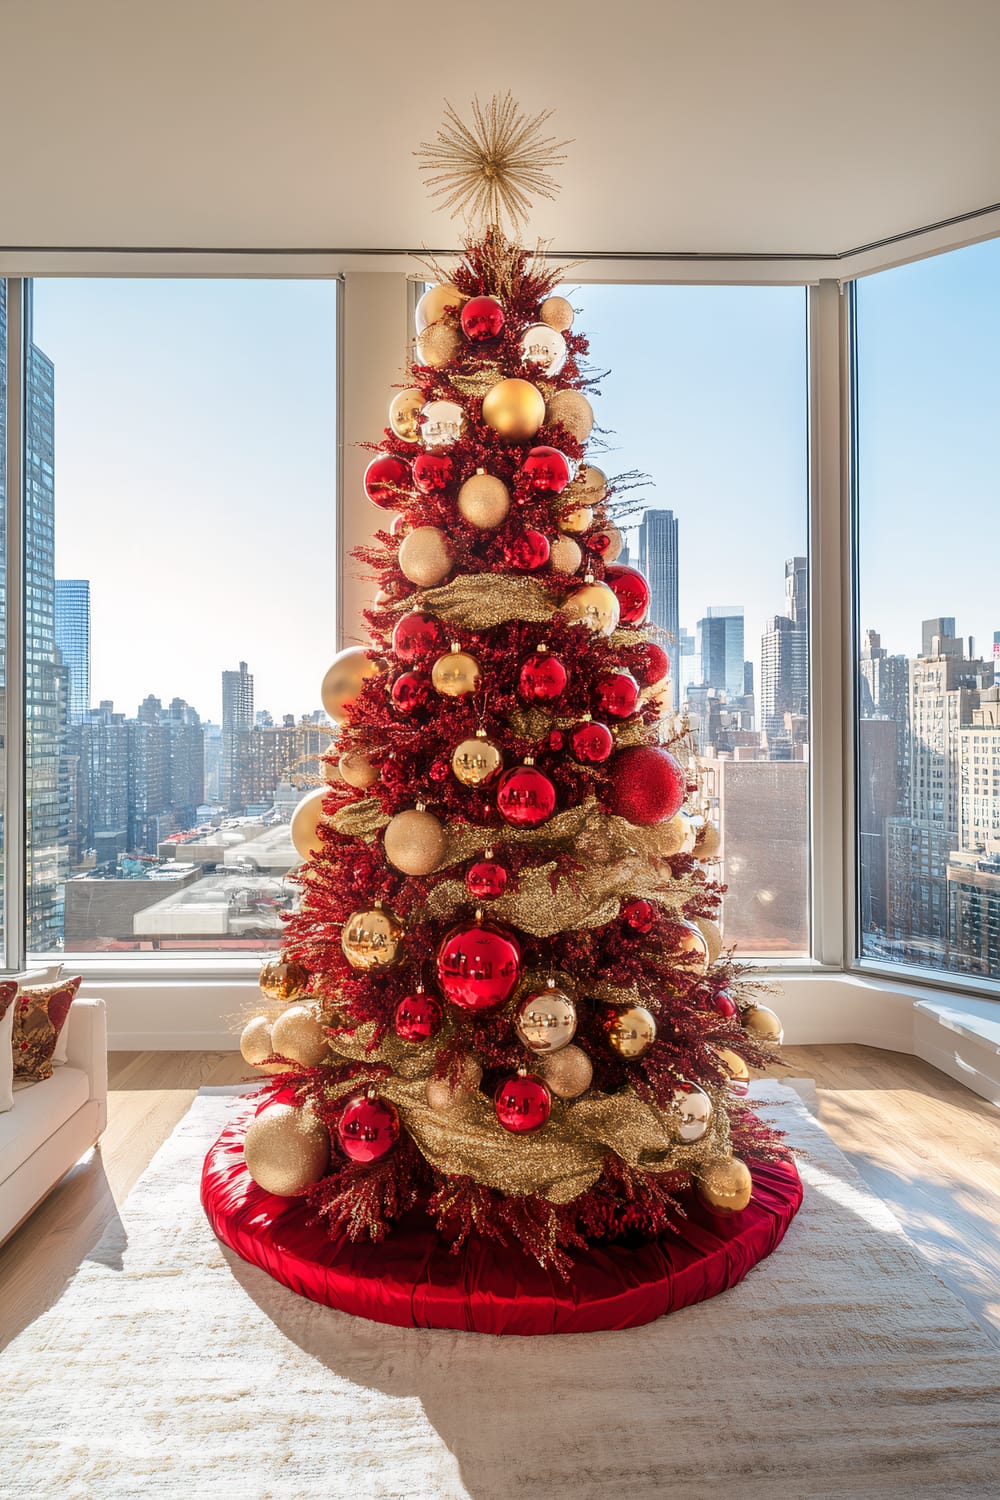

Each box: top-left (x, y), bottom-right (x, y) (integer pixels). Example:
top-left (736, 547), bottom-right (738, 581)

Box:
top-left (12, 976), bottom-right (82, 1083)
top-left (0, 980), bottom-right (20, 1113)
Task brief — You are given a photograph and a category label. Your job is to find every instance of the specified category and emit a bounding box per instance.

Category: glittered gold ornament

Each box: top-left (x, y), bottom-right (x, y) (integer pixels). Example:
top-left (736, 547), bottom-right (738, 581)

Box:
top-left (545, 389), bottom-right (593, 443)
top-left (290, 787), bottom-right (329, 861)
top-left (539, 294), bottom-right (574, 331)
top-left (259, 955), bottom-right (310, 1002)
top-left (421, 399), bottom-right (465, 450)
top-left (676, 920), bottom-right (710, 972)
top-left (650, 814), bottom-right (687, 858)
top-left (398, 526), bottom-right (455, 587)
top-left (515, 983), bottom-right (577, 1053)
top-left (605, 1004), bottom-right (657, 1059)
top-left (338, 749), bottom-right (379, 789)
top-left (696, 1156), bottom-right (753, 1215)
top-left (717, 1047), bottom-right (751, 1092)
top-left (271, 1003), bottom-right (330, 1067)
top-left (520, 322), bottom-right (567, 377)
top-left (693, 916), bottom-right (723, 964)
top-left (431, 644), bottom-right (482, 697)
top-left (549, 534), bottom-right (583, 574)
top-left (321, 647), bottom-right (381, 724)
top-left (415, 283), bottom-right (466, 334)
top-left (562, 579), bottom-right (620, 636)
top-left (240, 1016), bottom-right (275, 1066)
top-left (388, 387), bottom-right (424, 443)
top-left (556, 502), bottom-right (594, 535)
top-left (323, 744), bottom-right (343, 785)
top-left (426, 1054), bottom-right (483, 1111)
top-left (457, 471), bottom-right (511, 529)
top-left (341, 903), bottom-right (405, 970)
top-left (452, 730), bottom-right (503, 786)
top-left (482, 377), bottom-right (545, 440)
top-left (383, 806), bottom-right (446, 876)
top-left (416, 320), bottom-right (463, 370)
top-left (744, 1004), bottom-right (784, 1045)
top-left (539, 1043), bottom-right (592, 1098)
top-left (695, 819), bottom-right (722, 859)
top-left (667, 1083), bottom-right (713, 1142)
top-left (243, 1103), bottom-right (331, 1197)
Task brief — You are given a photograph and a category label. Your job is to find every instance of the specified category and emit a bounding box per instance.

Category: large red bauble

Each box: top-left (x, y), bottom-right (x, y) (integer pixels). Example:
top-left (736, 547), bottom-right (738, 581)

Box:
top-left (466, 858), bottom-right (509, 900)
top-left (711, 989), bottom-right (739, 1019)
top-left (521, 446), bottom-right (571, 496)
top-left (605, 564), bottom-right (651, 626)
top-left (364, 454), bottom-right (411, 509)
top-left (412, 451), bottom-right (454, 494)
top-left (631, 641), bottom-right (670, 688)
top-left (494, 1073), bottom-right (552, 1133)
top-left (594, 669), bottom-right (641, 719)
top-left (391, 610), bottom-right (445, 663)
top-left (391, 670), bottom-right (431, 716)
top-left (504, 529), bottom-right (551, 571)
top-left (437, 922), bottom-right (522, 1011)
top-left (394, 991), bottom-right (443, 1042)
top-left (461, 295), bottom-right (505, 342)
top-left (569, 719), bottom-right (614, 764)
top-left (607, 745), bottom-right (687, 826)
top-left (336, 1093), bottom-right (401, 1163)
top-left (497, 764), bottom-right (557, 827)
top-left (622, 897), bottom-right (656, 933)
top-left (519, 651), bottom-right (568, 703)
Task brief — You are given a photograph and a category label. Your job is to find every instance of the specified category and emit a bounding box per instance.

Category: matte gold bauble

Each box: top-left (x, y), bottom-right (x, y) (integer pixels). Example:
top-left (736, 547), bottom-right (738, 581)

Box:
top-left (676, 920), bottom-right (710, 973)
top-left (667, 1083), bottom-right (713, 1143)
top-left (562, 580), bottom-right (621, 637)
top-left (398, 526), bottom-right (454, 587)
top-left (240, 1016), bottom-right (275, 1066)
top-left (539, 294), bottom-right (575, 331)
top-left (259, 955), bottom-right (310, 1002)
top-left (482, 378), bottom-right (546, 440)
top-left (545, 389), bottom-right (594, 443)
top-left (452, 731), bottom-right (503, 786)
top-left (338, 749), bottom-right (379, 789)
top-left (652, 814), bottom-right (688, 858)
top-left (421, 399), bottom-right (465, 450)
top-left (696, 1156), bottom-right (753, 1215)
top-left (323, 744), bottom-right (342, 784)
top-left (415, 283), bottom-right (466, 334)
top-left (457, 471), bottom-right (511, 529)
top-left (431, 646), bottom-right (481, 697)
top-left (744, 1004), bottom-right (784, 1045)
top-left (693, 916), bottom-right (723, 964)
top-left (605, 1004), bottom-right (657, 1059)
top-left (388, 387), bottom-right (424, 443)
top-left (290, 787), bottom-right (329, 861)
top-left (717, 1047), bottom-right (751, 1091)
top-left (321, 647), bottom-right (381, 724)
top-left (243, 1104), bottom-right (331, 1197)
top-left (426, 1055), bottom-right (483, 1111)
top-left (271, 1003), bottom-right (330, 1067)
top-left (383, 807), bottom-right (446, 876)
top-left (341, 904), bottom-right (405, 970)
top-left (515, 984), bottom-right (577, 1053)
top-left (695, 819), bottom-right (722, 859)
top-left (540, 1044), bottom-right (592, 1099)
top-left (416, 320), bottom-right (462, 370)
top-left (556, 502), bottom-right (594, 535)
top-left (549, 534), bottom-right (583, 574)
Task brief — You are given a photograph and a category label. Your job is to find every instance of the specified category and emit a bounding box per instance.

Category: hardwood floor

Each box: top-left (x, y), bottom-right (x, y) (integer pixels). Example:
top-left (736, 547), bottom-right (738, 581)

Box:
top-left (1, 1045), bottom-right (998, 1349)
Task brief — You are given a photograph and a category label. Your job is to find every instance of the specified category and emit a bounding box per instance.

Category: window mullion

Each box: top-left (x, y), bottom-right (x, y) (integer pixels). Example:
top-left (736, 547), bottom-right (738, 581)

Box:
top-left (4, 278), bottom-right (27, 971)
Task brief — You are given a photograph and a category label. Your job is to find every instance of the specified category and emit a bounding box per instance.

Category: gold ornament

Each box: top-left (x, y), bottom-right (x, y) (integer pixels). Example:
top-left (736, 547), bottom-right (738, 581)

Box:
top-left (388, 387), bottom-right (424, 443)
top-left (290, 787), bottom-right (329, 861)
top-left (383, 806), bottom-right (446, 876)
top-left (576, 464), bottom-right (609, 506)
top-left (520, 322), bottom-right (567, 378)
top-left (717, 1047), bottom-right (751, 1091)
top-left (562, 579), bottom-right (620, 636)
top-left (676, 920), bottom-right (710, 973)
top-left (539, 295), bottom-right (575, 332)
top-left (259, 955), bottom-right (310, 1002)
top-left (457, 471), bottom-right (511, 529)
top-left (398, 526), bottom-right (454, 587)
top-left (431, 644), bottom-right (482, 697)
top-left (452, 730), bottom-right (503, 786)
top-left (667, 1083), bottom-right (713, 1143)
top-left (744, 1005), bottom-right (784, 1045)
top-left (321, 647), bottom-right (381, 724)
top-left (421, 399), bottom-right (465, 450)
top-left (240, 1016), bottom-right (275, 1066)
top-left (549, 534), bottom-right (583, 574)
top-left (416, 320), bottom-right (463, 370)
top-left (415, 283), bottom-right (466, 334)
top-left (695, 819), bottom-right (722, 859)
top-left (243, 1104), bottom-right (331, 1197)
top-left (557, 501), bottom-right (593, 535)
top-left (426, 1054), bottom-right (483, 1112)
top-left (271, 1004), bottom-right (330, 1067)
top-left (515, 983), bottom-right (578, 1054)
top-left (341, 904), bottom-right (405, 970)
top-left (323, 744), bottom-right (342, 785)
top-left (338, 749), bottom-right (379, 790)
top-left (693, 916), bottom-right (723, 964)
top-left (605, 1004), bottom-right (657, 1059)
top-left (482, 378), bottom-right (545, 440)
top-left (545, 389), bottom-right (593, 442)
top-left (540, 1044), bottom-right (592, 1098)
top-left (597, 522), bottom-right (623, 562)
top-left (696, 1156), bottom-right (753, 1215)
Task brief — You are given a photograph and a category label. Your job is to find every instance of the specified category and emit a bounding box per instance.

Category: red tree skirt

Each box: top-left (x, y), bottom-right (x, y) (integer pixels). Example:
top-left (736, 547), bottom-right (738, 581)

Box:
top-left (202, 1101), bottom-right (803, 1336)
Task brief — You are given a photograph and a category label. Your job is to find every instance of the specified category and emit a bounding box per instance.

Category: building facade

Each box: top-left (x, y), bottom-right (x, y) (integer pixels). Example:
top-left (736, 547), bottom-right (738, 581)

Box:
top-left (54, 578), bottom-right (91, 724)
top-left (637, 509), bottom-right (679, 711)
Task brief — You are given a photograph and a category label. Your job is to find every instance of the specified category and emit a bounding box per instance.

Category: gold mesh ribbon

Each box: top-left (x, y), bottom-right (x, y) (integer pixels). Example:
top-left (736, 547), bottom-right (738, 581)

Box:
top-left (418, 574), bottom-right (557, 628)
top-left (331, 799), bottom-right (390, 839)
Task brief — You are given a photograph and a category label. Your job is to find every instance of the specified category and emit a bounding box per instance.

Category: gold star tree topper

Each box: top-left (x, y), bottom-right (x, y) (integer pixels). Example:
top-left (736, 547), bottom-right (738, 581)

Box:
top-left (417, 93), bottom-right (571, 236)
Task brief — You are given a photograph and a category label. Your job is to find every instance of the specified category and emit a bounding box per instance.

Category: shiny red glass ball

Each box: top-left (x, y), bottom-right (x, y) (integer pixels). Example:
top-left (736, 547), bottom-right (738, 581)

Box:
top-left (494, 1073), bottom-right (552, 1133)
top-left (336, 1093), bottom-right (401, 1163)
top-left (437, 921), bottom-right (522, 1011)
top-left (607, 745), bottom-right (687, 826)
top-left (429, 757), bottom-right (450, 782)
top-left (364, 454), bottom-right (411, 509)
top-left (497, 764), bottom-right (557, 827)
top-left (466, 858), bottom-right (509, 900)
top-left (461, 295), bottom-right (505, 341)
top-left (631, 641), bottom-right (670, 688)
top-left (504, 529), bottom-right (551, 571)
top-left (604, 564), bottom-right (651, 626)
top-left (569, 719), bottom-right (614, 764)
top-left (587, 530), bottom-right (615, 557)
top-left (712, 990), bottom-right (739, 1019)
top-left (594, 669), bottom-right (641, 720)
top-left (622, 897), bottom-right (656, 933)
top-left (391, 670), bottom-right (431, 716)
top-left (521, 446), bottom-right (571, 496)
top-left (391, 610), bottom-right (446, 663)
top-left (394, 991), bottom-right (443, 1043)
top-left (412, 451), bottom-right (454, 494)
top-left (518, 651), bottom-right (568, 704)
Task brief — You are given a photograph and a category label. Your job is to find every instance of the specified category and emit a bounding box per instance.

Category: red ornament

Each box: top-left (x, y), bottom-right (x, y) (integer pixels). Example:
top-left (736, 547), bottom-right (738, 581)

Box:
top-left (390, 514), bottom-right (410, 538)
top-left (437, 921), bottom-right (522, 1011)
top-left (392, 611), bottom-right (445, 663)
top-left (548, 728), bottom-right (565, 751)
top-left (519, 650), bottom-right (568, 704)
top-left (631, 641), bottom-right (670, 688)
top-left (521, 446), bottom-right (571, 496)
top-left (381, 757), bottom-right (405, 788)
top-left (595, 669), bottom-right (641, 720)
top-left (569, 719), bottom-right (614, 764)
top-left (494, 1072), bottom-right (552, 1134)
top-left (336, 1093), bottom-right (401, 1163)
top-left (605, 565), bottom-right (651, 626)
top-left (364, 454), bottom-right (411, 509)
top-left (622, 898), bottom-right (656, 933)
top-left (504, 529), bottom-right (551, 571)
top-left (429, 757), bottom-right (450, 782)
top-left (607, 745), bottom-right (687, 826)
top-left (391, 670), bottom-right (431, 716)
top-left (497, 763), bottom-right (557, 827)
top-left (461, 295), bottom-right (505, 342)
top-left (588, 530), bottom-right (615, 557)
top-left (412, 451), bottom-right (454, 494)
top-left (711, 990), bottom-right (739, 1019)
top-left (394, 990), bottom-right (443, 1042)
top-left (466, 857), bottom-right (508, 900)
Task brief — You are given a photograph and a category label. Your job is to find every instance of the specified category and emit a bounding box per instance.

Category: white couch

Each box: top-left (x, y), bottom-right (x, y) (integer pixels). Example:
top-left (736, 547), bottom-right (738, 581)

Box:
top-left (0, 997), bottom-right (108, 1246)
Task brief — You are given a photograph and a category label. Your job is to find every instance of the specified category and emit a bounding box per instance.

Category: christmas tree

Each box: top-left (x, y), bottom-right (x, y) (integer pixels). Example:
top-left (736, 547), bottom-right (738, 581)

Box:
top-left (209, 96), bottom-right (798, 1322)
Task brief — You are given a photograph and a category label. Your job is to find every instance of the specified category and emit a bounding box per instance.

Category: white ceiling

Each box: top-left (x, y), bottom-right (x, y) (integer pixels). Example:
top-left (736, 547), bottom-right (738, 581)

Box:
top-left (3, 0), bottom-right (999, 256)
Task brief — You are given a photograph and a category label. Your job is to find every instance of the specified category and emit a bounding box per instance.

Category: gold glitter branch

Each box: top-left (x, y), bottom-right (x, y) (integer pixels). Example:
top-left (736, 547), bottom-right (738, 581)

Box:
top-left (417, 92), bottom-right (571, 234)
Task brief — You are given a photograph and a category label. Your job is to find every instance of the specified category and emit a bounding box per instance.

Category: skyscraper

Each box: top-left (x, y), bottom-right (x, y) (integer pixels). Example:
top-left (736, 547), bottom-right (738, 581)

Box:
top-left (221, 660), bottom-right (254, 812)
top-left (760, 557), bottom-right (808, 743)
top-left (697, 606), bottom-right (745, 701)
top-left (638, 509), bottom-right (679, 710)
top-left (55, 579), bottom-right (91, 723)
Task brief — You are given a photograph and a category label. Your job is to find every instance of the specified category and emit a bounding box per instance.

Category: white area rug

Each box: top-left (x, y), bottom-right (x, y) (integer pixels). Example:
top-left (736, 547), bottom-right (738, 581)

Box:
top-left (2, 1083), bottom-right (998, 1500)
